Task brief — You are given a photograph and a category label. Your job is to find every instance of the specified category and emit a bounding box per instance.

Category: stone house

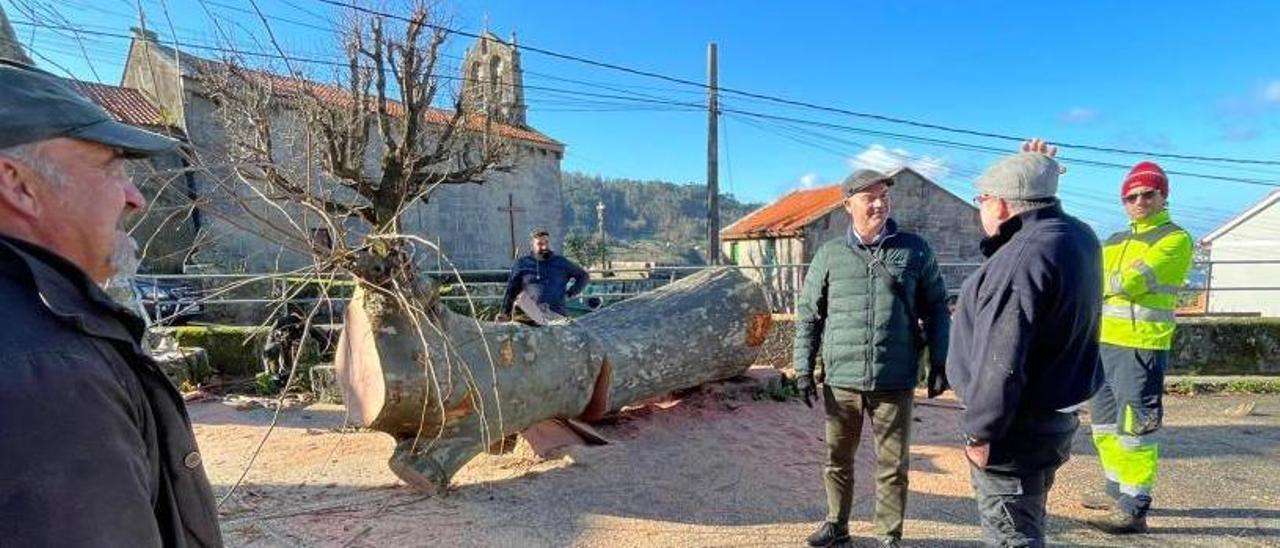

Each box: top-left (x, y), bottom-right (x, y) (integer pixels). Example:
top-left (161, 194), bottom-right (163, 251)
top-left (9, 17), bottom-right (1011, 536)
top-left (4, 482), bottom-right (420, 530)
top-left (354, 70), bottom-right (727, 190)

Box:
top-left (1200, 190), bottom-right (1280, 317)
top-left (119, 28), bottom-right (565, 273)
top-left (719, 167), bottom-right (985, 310)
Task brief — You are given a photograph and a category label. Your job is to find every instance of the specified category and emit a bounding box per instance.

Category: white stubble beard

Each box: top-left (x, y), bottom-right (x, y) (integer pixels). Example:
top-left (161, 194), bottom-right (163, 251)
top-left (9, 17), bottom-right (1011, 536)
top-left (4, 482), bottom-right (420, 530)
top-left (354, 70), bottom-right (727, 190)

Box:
top-left (103, 231), bottom-right (145, 317)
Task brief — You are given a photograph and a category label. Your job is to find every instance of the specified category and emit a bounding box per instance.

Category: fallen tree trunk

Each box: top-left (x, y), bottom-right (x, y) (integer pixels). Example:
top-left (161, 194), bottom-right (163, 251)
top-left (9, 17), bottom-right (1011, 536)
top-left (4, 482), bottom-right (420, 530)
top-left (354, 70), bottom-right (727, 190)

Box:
top-left (335, 267), bottom-right (772, 493)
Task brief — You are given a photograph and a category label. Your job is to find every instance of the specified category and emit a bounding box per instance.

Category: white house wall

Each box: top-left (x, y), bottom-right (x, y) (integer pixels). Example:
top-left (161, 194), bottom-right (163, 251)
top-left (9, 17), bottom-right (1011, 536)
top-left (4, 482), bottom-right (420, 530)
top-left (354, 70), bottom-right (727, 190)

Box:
top-left (1207, 201), bottom-right (1280, 317)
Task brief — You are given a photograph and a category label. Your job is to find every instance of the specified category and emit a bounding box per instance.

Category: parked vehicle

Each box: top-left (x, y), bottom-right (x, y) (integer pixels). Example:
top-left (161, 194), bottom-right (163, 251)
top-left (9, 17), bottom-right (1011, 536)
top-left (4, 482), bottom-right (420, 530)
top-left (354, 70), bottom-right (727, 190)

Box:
top-left (131, 276), bottom-right (203, 324)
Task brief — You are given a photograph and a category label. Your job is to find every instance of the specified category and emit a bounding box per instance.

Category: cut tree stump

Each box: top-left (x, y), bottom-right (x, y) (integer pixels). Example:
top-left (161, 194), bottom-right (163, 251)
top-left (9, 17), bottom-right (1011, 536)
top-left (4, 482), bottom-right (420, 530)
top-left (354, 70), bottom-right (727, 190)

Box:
top-left (335, 267), bottom-right (772, 493)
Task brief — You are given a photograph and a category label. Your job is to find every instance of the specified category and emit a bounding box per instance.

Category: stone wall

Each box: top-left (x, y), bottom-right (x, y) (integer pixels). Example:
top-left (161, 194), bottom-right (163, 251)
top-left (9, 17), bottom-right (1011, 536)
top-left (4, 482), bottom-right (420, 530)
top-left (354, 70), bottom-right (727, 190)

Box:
top-left (128, 152), bottom-right (201, 274)
top-left (1170, 318), bottom-right (1280, 375)
top-left (760, 315), bottom-right (1280, 376)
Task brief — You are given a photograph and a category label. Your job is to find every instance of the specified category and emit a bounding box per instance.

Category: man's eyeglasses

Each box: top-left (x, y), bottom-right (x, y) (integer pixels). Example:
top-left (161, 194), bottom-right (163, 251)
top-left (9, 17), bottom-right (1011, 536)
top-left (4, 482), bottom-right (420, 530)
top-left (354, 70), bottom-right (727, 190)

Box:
top-left (1124, 190), bottom-right (1159, 204)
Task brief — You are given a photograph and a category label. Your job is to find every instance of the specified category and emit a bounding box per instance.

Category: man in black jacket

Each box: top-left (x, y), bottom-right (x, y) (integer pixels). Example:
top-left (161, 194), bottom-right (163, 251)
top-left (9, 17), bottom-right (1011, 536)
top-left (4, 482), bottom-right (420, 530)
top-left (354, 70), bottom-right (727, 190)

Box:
top-left (0, 60), bottom-right (223, 546)
top-left (947, 141), bottom-right (1103, 547)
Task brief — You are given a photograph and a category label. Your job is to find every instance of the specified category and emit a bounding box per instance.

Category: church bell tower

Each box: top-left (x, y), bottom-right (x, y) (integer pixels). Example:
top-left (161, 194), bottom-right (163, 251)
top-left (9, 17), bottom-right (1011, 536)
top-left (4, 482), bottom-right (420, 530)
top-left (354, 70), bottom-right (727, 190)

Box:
top-left (460, 30), bottom-right (527, 127)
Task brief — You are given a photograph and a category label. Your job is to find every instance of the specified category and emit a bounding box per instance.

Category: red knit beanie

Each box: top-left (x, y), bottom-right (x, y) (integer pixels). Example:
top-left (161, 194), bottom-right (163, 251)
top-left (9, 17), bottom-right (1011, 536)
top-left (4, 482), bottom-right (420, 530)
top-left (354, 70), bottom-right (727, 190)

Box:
top-left (1121, 161), bottom-right (1169, 198)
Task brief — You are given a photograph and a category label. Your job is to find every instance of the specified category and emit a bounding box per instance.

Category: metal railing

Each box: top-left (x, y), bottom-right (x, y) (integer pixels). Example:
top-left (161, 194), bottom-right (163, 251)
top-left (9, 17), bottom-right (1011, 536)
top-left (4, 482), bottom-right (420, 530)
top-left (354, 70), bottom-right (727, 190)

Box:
top-left (133, 259), bottom-right (1280, 324)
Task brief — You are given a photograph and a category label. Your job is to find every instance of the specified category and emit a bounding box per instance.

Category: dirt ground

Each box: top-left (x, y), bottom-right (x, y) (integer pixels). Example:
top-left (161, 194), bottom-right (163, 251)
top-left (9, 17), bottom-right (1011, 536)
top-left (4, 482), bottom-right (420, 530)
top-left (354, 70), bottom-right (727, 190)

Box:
top-left (198, 380), bottom-right (1280, 547)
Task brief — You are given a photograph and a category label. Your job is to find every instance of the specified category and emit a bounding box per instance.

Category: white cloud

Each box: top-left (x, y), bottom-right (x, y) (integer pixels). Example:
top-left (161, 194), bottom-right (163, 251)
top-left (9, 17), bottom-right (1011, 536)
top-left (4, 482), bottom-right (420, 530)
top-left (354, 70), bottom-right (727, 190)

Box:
top-left (1263, 81), bottom-right (1280, 104)
top-left (798, 172), bottom-right (820, 188)
top-left (1222, 126), bottom-right (1261, 142)
top-left (1059, 107), bottom-right (1099, 125)
top-left (847, 144), bottom-right (951, 182)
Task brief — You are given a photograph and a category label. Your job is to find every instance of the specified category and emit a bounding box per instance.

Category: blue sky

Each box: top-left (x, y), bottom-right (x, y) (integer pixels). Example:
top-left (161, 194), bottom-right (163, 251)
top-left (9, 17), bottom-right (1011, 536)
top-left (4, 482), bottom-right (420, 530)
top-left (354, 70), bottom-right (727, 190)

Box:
top-left (11, 0), bottom-right (1280, 238)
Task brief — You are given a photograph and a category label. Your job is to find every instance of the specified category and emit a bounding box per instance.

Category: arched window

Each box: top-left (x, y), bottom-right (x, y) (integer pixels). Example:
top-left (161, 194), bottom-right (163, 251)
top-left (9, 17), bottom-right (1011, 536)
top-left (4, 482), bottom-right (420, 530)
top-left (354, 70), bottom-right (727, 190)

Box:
top-left (489, 56), bottom-right (503, 95)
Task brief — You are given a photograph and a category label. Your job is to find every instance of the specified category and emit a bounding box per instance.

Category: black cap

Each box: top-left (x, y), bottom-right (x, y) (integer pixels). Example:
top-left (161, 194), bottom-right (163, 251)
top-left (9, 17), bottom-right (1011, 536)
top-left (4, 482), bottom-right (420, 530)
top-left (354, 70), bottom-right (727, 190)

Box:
top-left (841, 169), bottom-right (894, 197)
top-left (0, 59), bottom-right (177, 158)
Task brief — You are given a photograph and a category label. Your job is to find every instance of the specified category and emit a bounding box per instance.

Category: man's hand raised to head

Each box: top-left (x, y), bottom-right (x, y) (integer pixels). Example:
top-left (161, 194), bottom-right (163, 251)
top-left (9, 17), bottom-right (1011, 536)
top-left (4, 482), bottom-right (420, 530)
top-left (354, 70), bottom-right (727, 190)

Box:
top-left (1020, 137), bottom-right (1058, 157)
top-left (1020, 137), bottom-right (1067, 174)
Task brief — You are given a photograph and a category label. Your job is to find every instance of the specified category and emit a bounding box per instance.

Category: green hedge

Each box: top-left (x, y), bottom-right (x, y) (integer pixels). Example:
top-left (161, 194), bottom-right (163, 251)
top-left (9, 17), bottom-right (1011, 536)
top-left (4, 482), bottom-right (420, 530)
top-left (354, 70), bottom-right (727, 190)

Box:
top-left (169, 325), bottom-right (269, 376)
top-left (161, 325), bottom-right (328, 377)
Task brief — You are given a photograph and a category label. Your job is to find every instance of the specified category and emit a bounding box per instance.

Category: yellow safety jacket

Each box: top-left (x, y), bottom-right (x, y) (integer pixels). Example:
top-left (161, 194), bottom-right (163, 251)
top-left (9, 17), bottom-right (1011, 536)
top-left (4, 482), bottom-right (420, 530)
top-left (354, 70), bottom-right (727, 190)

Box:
top-left (1100, 209), bottom-right (1194, 350)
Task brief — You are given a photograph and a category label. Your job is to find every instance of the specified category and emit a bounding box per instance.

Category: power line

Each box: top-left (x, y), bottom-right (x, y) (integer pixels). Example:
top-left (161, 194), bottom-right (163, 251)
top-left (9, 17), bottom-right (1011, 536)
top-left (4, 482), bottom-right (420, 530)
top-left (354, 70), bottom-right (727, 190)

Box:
top-left (728, 110), bottom-right (1240, 230)
top-left (304, 0), bottom-right (1280, 167)
top-left (721, 108), bottom-right (1280, 189)
top-left (12, 18), bottom-right (716, 114)
top-left (17, 15), bottom-right (1280, 192)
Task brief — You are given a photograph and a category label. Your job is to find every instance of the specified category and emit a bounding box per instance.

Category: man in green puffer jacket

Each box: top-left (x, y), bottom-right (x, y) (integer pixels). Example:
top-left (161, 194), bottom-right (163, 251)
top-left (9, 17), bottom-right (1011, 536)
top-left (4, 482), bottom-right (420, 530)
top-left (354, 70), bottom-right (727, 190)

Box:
top-left (794, 169), bottom-right (952, 548)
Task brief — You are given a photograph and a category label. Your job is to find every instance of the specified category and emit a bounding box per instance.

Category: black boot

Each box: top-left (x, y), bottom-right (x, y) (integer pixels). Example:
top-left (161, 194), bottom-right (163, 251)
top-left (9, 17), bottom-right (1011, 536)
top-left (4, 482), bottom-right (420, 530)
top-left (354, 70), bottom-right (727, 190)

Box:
top-left (805, 521), bottom-right (850, 547)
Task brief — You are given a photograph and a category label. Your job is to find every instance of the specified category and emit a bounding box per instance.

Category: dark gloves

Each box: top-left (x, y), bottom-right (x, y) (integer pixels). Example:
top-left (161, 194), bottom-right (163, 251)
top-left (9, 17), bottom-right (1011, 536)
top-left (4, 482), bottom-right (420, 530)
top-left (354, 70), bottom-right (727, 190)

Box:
top-left (795, 374), bottom-right (817, 408)
top-left (926, 365), bottom-right (949, 399)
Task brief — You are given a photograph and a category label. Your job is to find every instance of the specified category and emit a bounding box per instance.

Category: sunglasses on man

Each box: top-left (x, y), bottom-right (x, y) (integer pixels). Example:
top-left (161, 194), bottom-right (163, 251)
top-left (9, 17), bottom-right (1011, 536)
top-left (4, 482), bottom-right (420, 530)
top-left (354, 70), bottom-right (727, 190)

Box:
top-left (1124, 190), bottom-right (1160, 204)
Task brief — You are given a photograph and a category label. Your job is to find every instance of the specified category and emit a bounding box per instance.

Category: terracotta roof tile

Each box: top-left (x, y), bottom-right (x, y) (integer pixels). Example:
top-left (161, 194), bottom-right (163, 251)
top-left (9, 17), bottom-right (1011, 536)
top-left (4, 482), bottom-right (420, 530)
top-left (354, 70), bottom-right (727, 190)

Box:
top-left (67, 80), bottom-right (169, 128)
top-left (210, 65), bottom-right (561, 148)
top-left (721, 184), bottom-right (844, 240)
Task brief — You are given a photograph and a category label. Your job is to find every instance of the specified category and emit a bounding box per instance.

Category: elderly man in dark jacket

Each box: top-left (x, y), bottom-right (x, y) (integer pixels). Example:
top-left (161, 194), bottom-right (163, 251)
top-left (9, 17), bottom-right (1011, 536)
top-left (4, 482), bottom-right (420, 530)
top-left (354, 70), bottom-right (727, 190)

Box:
top-left (0, 60), bottom-right (222, 546)
top-left (947, 141), bottom-right (1103, 547)
top-left (794, 169), bottom-right (951, 548)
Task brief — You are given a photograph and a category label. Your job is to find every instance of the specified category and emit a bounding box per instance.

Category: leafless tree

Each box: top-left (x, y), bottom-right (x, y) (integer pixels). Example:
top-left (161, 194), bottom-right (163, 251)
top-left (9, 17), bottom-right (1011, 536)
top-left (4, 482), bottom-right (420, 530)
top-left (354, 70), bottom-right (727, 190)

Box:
top-left (198, 1), bottom-right (514, 290)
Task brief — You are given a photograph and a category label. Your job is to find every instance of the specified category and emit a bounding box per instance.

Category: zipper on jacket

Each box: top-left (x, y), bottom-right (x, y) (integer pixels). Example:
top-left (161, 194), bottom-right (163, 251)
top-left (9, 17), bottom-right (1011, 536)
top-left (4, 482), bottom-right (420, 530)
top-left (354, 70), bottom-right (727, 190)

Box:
top-left (1112, 233), bottom-right (1136, 328)
top-left (866, 247), bottom-right (879, 387)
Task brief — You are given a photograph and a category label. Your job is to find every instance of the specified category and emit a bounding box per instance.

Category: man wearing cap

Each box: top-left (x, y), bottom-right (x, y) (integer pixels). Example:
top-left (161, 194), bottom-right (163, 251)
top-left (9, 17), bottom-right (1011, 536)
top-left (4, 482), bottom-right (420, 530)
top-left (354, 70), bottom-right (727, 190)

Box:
top-left (793, 169), bottom-right (951, 548)
top-left (498, 228), bottom-right (590, 325)
top-left (1082, 161), bottom-right (1193, 534)
top-left (946, 142), bottom-right (1103, 546)
top-left (0, 60), bottom-right (222, 546)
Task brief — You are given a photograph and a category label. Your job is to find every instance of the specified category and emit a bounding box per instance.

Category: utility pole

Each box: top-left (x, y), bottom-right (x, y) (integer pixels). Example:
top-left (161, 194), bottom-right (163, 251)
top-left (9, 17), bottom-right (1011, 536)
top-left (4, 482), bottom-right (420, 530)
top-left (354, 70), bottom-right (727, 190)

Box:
top-left (705, 42), bottom-right (720, 265)
top-left (595, 201), bottom-right (607, 269)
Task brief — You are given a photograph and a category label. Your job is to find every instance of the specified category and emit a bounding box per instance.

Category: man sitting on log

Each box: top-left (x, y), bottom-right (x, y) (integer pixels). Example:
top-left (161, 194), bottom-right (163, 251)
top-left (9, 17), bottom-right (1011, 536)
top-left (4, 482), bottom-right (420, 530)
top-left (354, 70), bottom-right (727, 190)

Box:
top-left (497, 228), bottom-right (589, 325)
top-left (793, 169), bottom-right (952, 548)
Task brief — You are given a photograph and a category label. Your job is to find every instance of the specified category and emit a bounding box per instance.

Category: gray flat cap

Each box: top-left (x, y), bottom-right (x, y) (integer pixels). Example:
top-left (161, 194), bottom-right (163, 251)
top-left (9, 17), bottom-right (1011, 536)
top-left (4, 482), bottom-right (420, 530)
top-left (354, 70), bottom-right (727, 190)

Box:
top-left (841, 169), bottom-right (894, 197)
top-left (0, 59), bottom-right (177, 158)
top-left (975, 152), bottom-right (1060, 200)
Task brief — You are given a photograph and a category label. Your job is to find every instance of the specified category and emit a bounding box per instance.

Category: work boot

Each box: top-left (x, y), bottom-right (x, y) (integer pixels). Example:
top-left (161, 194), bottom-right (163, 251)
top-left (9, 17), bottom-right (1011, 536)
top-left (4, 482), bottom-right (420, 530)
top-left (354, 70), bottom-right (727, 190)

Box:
top-left (1079, 491), bottom-right (1116, 511)
top-left (1086, 510), bottom-right (1148, 534)
top-left (805, 521), bottom-right (850, 547)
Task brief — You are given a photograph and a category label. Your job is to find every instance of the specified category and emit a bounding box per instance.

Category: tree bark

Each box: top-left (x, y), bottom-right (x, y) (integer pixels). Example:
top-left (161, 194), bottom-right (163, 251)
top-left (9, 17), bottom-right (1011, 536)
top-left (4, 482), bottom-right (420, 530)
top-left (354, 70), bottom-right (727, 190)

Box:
top-left (335, 267), bottom-right (772, 493)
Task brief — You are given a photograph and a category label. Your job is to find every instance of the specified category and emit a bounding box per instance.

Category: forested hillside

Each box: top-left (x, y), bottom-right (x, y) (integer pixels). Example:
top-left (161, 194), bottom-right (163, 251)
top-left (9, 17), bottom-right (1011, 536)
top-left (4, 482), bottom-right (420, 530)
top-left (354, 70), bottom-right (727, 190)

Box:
top-left (562, 172), bottom-right (761, 245)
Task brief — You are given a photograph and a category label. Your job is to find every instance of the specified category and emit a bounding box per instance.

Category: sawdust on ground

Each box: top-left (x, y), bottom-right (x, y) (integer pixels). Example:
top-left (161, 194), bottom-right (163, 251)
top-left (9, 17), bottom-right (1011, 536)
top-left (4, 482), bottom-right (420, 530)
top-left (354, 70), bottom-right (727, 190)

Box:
top-left (198, 384), bottom-right (1280, 547)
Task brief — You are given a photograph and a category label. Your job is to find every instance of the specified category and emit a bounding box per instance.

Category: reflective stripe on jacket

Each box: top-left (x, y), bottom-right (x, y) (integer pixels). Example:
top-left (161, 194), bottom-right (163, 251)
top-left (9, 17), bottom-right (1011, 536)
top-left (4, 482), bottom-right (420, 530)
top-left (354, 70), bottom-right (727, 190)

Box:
top-left (1100, 209), bottom-right (1193, 350)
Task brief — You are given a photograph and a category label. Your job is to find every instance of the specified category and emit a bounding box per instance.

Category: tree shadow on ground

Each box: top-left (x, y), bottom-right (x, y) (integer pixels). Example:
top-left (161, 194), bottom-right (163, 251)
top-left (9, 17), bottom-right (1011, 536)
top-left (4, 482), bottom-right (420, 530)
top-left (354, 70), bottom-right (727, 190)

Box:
top-left (188, 400), bottom-right (354, 428)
